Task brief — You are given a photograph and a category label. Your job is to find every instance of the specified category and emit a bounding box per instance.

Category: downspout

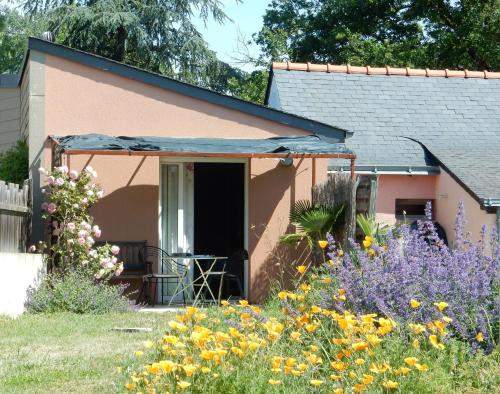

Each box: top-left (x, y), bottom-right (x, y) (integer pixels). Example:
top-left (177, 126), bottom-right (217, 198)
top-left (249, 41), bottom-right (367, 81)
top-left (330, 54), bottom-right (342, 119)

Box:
top-left (497, 208), bottom-right (500, 241)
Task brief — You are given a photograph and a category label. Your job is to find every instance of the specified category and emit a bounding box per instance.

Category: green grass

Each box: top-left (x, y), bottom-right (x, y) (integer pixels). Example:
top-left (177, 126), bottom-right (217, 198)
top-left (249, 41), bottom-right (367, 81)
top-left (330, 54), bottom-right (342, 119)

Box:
top-left (0, 312), bottom-right (171, 393)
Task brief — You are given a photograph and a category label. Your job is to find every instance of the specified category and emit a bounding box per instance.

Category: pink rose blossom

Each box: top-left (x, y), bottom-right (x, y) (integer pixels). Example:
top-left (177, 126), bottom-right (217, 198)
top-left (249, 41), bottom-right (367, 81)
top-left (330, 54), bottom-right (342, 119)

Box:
top-left (47, 203), bottom-right (57, 214)
top-left (69, 170), bottom-right (79, 180)
top-left (83, 222), bottom-right (91, 231)
top-left (47, 176), bottom-right (55, 185)
top-left (78, 237), bottom-right (86, 245)
top-left (59, 165), bottom-right (69, 174)
top-left (86, 236), bottom-right (95, 245)
top-left (28, 245), bottom-right (37, 253)
top-left (78, 230), bottom-right (87, 238)
top-left (67, 222), bottom-right (76, 231)
top-left (111, 245), bottom-right (120, 255)
top-left (115, 263), bottom-right (124, 276)
top-left (82, 198), bottom-right (88, 205)
top-left (55, 177), bottom-right (64, 186)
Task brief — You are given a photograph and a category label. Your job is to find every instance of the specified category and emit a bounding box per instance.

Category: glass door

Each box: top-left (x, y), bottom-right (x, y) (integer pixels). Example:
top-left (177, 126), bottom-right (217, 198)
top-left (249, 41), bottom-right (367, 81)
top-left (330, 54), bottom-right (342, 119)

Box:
top-left (160, 163), bottom-right (194, 303)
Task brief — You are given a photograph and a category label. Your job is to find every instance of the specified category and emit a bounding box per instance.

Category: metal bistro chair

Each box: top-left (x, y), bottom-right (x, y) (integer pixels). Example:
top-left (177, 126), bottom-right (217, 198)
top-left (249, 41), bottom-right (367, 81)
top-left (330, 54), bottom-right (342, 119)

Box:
top-left (139, 246), bottom-right (190, 305)
top-left (206, 250), bottom-right (246, 303)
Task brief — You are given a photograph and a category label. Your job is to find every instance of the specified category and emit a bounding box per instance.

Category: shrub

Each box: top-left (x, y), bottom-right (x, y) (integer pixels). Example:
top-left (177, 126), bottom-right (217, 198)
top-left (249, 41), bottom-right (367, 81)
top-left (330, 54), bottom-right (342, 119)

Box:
top-left (27, 270), bottom-right (130, 314)
top-left (0, 139), bottom-right (28, 184)
top-left (36, 165), bottom-right (123, 279)
top-left (323, 202), bottom-right (500, 352)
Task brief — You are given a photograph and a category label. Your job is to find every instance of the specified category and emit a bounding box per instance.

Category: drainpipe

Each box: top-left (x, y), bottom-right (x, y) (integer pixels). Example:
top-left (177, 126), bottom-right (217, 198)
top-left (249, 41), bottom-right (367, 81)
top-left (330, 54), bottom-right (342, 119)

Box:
top-left (497, 207), bottom-right (500, 241)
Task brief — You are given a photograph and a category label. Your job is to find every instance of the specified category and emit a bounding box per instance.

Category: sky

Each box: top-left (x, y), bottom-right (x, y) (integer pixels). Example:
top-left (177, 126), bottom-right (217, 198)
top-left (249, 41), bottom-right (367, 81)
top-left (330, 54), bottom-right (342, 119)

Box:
top-left (193, 0), bottom-right (270, 71)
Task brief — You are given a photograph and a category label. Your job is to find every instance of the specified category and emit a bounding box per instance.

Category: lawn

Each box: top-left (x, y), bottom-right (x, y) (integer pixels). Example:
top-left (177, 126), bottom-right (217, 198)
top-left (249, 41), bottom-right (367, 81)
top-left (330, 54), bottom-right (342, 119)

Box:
top-left (0, 312), bottom-right (171, 394)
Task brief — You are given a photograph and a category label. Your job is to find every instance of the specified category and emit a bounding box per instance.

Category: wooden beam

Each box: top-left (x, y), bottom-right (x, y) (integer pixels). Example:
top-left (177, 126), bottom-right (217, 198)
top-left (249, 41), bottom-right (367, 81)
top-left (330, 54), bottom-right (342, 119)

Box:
top-left (350, 158), bottom-right (356, 179)
top-left (60, 149), bottom-right (356, 160)
top-left (311, 158), bottom-right (316, 189)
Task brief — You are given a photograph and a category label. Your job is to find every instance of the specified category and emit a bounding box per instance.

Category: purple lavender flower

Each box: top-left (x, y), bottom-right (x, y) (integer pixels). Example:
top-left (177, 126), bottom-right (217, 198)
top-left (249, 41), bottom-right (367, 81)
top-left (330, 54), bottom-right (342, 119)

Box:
top-left (324, 202), bottom-right (500, 351)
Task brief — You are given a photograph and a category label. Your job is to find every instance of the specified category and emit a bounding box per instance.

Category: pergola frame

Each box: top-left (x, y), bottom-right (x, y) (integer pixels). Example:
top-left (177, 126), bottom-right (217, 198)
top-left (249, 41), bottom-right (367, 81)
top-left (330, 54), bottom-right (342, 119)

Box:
top-left (49, 136), bottom-right (357, 181)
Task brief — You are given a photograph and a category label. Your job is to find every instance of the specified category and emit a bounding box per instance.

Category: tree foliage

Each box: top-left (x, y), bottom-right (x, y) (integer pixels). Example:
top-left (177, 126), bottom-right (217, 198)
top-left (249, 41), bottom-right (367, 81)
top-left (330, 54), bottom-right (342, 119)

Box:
top-left (0, 7), bottom-right (46, 73)
top-left (15, 0), bottom-right (243, 92)
top-left (256, 0), bottom-right (500, 70)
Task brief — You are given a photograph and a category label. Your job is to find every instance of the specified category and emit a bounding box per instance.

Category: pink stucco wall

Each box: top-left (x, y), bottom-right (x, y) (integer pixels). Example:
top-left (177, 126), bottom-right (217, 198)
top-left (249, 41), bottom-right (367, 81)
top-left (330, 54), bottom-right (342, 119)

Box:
top-left (42, 53), bottom-right (327, 302)
top-left (435, 170), bottom-right (496, 246)
top-left (376, 175), bottom-right (437, 225)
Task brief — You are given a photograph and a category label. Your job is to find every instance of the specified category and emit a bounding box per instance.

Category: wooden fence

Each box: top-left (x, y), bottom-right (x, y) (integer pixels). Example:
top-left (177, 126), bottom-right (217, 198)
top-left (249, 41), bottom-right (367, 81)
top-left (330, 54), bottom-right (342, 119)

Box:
top-left (0, 180), bottom-right (30, 252)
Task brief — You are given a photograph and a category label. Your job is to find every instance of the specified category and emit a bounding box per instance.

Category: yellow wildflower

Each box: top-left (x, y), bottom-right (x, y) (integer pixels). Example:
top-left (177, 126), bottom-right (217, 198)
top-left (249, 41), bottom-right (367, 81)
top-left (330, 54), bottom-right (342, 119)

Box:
top-left (220, 300), bottom-right (230, 306)
top-left (382, 380), bottom-right (398, 389)
top-left (415, 363), bottom-right (429, 372)
top-left (331, 361), bottom-right (347, 371)
top-left (443, 316), bottom-right (453, 323)
top-left (201, 367), bottom-right (211, 374)
top-left (290, 331), bottom-right (302, 342)
top-left (366, 335), bottom-right (383, 345)
top-left (268, 379), bottom-right (282, 385)
top-left (352, 341), bottom-right (369, 351)
top-left (239, 300), bottom-right (249, 307)
top-left (355, 358), bottom-right (366, 365)
top-left (177, 381), bottom-right (191, 389)
top-left (330, 374), bottom-right (341, 381)
top-left (409, 323), bottom-right (427, 335)
top-left (404, 357), bottom-right (418, 366)
top-left (353, 383), bottom-right (364, 392)
top-left (362, 236), bottom-right (373, 248)
top-left (296, 265), bottom-right (307, 274)
top-left (323, 277), bottom-right (332, 284)
top-left (134, 351), bottom-right (144, 357)
top-left (412, 339), bottom-right (420, 349)
top-left (124, 383), bottom-right (136, 390)
top-left (429, 334), bottom-right (445, 350)
top-left (476, 332), bottom-right (484, 342)
top-left (318, 240), bottom-right (328, 249)
top-left (311, 305), bottom-right (322, 314)
top-left (395, 367), bottom-right (411, 375)
top-left (362, 374), bottom-right (374, 385)
top-left (334, 389), bottom-right (344, 394)
top-left (434, 301), bottom-right (448, 311)
top-left (410, 299), bottom-right (421, 308)
top-left (310, 379), bottom-right (324, 387)
top-left (277, 291), bottom-right (288, 300)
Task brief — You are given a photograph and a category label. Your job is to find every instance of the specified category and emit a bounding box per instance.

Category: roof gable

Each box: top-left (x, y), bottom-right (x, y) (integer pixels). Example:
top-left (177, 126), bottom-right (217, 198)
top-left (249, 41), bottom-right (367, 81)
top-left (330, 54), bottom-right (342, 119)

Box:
top-left (27, 38), bottom-right (348, 142)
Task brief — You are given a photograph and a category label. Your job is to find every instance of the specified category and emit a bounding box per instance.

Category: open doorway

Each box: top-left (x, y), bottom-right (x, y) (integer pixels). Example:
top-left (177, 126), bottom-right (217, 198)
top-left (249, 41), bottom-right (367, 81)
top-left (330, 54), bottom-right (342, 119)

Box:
top-left (193, 163), bottom-right (245, 299)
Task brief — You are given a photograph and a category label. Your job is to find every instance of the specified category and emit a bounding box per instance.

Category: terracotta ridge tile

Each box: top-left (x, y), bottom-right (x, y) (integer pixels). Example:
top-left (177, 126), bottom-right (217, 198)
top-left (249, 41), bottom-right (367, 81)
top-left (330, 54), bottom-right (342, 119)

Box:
top-left (272, 61), bottom-right (500, 79)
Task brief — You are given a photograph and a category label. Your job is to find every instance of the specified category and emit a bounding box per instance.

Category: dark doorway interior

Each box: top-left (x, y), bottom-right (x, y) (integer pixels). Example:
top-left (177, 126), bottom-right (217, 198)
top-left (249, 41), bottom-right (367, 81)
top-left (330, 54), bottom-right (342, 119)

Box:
top-left (194, 162), bottom-right (245, 298)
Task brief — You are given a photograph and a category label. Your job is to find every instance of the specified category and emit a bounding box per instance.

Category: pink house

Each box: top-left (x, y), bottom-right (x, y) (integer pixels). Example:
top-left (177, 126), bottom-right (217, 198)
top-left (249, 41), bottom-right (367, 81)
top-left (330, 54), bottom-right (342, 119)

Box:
top-left (267, 62), bottom-right (500, 245)
top-left (1, 38), bottom-right (355, 303)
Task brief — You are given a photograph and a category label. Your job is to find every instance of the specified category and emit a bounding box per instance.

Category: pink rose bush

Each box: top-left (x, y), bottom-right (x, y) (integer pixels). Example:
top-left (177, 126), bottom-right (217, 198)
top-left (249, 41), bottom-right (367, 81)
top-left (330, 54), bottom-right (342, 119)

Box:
top-left (38, 165), bottom-right (123, 279)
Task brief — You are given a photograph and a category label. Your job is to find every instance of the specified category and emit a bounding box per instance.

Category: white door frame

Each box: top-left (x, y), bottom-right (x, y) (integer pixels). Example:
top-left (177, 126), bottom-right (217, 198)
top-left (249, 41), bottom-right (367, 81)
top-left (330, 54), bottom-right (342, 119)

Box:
top-left (159, 157), bottom-right (249, 299)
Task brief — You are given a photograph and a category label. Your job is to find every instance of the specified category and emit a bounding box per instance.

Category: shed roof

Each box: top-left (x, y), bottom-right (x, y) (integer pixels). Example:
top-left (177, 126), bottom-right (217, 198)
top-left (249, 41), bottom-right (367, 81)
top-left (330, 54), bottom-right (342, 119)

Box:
top-left (51, 134), bottom-right (354, 159)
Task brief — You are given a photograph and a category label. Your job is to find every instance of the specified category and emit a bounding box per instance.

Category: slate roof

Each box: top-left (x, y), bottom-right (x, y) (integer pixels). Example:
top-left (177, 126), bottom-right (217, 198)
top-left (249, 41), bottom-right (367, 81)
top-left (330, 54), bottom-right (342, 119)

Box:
top-left (267, 64), bottom-right (500, 205)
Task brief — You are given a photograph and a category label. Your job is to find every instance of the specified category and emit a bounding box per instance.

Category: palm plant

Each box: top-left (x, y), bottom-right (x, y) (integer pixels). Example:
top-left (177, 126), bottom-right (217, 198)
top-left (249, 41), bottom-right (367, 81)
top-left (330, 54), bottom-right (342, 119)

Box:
top-left (280, 200), bottom-right (345, 249)
top-left (356, 213), bottom-right (389, 244)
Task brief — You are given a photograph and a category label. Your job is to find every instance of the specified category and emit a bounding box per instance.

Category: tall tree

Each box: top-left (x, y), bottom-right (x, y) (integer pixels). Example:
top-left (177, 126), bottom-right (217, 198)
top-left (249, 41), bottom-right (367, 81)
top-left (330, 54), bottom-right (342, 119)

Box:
top-left (19, 0), bottom-right (242, 92)
top-left (0, 7), bottom-right (46, 74)
top-left (255, 0), bottom-right (500, 70)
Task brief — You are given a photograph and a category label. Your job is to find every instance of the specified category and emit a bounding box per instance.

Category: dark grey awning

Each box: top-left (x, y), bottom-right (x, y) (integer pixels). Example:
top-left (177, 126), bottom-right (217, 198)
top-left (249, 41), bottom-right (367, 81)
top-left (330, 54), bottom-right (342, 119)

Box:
top-left (51, 134), bottom-right (355, 159)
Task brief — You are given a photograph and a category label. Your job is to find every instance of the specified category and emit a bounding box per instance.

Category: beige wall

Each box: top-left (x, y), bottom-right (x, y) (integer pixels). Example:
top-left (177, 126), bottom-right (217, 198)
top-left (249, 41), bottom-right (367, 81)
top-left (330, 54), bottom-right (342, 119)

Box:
top-left (39, 52), bottom-right (328, 301)
top-left (435, 170), bottom-right (497, 246)
top-left (0, 87), bottom-right (20, 153)
top-left (376, 175), bottom-right (437, 225)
